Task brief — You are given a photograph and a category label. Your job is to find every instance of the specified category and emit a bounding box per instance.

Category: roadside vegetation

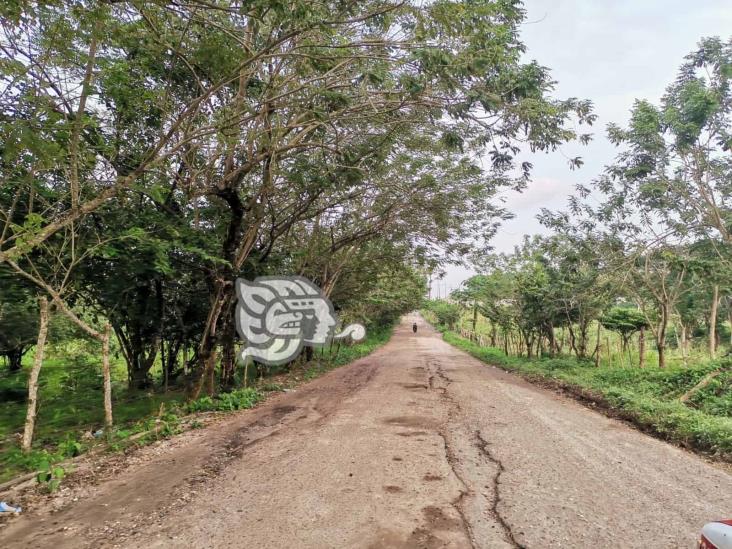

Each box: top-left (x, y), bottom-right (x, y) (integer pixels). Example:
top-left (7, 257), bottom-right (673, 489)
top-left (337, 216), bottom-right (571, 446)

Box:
top-left (423, 304), bottom-right (732, 458)
top-left (2, 0), bottom-right (730, 489)
top-left (423, 36), bottom-right (732, 458)
top-left (0, 323), bottom-right (394, 484)
top-left (0, 0), bottom-right (591, 483)
top-left (442, 327), bottom-right (731, 458)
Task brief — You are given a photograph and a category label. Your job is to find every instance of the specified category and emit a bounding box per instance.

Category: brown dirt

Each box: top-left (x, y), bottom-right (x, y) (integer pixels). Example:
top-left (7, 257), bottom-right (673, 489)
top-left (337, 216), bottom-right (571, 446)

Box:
top-left (1, 316), bottom-right (731, 548)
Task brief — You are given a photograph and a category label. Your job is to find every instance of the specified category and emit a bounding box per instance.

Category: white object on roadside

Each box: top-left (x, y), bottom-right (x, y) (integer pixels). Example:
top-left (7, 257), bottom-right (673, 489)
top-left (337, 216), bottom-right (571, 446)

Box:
top-left (0, 501), bottom-right (22, 514)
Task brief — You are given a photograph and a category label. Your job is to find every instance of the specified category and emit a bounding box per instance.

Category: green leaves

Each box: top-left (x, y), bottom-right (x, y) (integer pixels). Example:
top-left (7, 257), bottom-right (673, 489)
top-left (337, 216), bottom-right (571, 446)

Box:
top-left (36, 461), bottom-right (66, 493)
top-left (601, 307), bottom-right (649, 336)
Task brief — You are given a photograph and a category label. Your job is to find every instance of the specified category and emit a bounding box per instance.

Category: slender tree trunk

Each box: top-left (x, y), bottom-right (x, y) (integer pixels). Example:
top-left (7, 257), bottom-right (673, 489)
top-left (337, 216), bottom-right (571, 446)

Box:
top-left (243, 358), bottom-right (249, 388)
top-left (639, 327), bottom-right (646, 368)
top-left (524, 332), bottom-right (533, 359)
top-left (620, 335), bottom-right (629, 366)
top-left (219, 309), bottom-right (236, 389)
top-left (657, 304), bottom-right (668, 369)
top-left (162, 339), bottom-right (169, 393)
top-left (567, 324), bottom-right (578, 357)
top-left (577, 319), bottom-right (590, 359)
top-left (709, 284), bottom-right (719, 360)
top-left (594, 322), bottom-right (601, 367)
top-left (22, 296), bottom-right (49, 452)
top-left (102, 323), bottom-right (113, 430)
top-left (546, 324), bottom-right (556, 357)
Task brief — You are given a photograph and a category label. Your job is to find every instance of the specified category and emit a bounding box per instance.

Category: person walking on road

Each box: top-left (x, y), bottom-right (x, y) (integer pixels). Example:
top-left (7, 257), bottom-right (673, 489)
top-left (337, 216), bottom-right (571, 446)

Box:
top-left (412, 322), bottom-right (418, 333)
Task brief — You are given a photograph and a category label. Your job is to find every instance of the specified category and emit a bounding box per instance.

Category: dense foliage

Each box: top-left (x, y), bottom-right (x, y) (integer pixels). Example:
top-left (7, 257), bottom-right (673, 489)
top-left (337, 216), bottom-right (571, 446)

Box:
top-left (0, 0), bottom-right (590, 454)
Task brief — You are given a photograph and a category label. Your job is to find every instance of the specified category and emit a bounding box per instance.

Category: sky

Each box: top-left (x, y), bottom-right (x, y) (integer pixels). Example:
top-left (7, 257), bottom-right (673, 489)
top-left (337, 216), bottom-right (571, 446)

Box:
top-left (437, 0), bottom-right (732, 297)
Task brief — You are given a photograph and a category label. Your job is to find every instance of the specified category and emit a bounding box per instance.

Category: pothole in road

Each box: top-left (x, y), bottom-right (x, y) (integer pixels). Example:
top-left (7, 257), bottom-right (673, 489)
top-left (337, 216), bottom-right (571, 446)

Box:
top-left (422, 506), bottom-right (462, 531)
top-left (396, 430), bottom-right (429, 437)
top-left (423, 473), bottom-right (443, 481)
top-left (399, 383), bottom-right (429, 390)
top-left (382, 416), bottom-right (436, 429)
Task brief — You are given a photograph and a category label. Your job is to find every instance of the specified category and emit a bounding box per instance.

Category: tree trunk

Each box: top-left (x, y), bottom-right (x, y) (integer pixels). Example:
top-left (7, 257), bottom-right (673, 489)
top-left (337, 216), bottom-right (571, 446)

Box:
top-left (192, 283), bottom-right (229, 399)
top-left (22, 296), bottom-right (49, 452)
top-left (546, 324), bottom-right (556, 357)
top-left (102, 323), bottom-right (113, 430)
top-left (6, 348), bottom-right (24, 372)
top-left (577, 319), bottom-right (589, 359)
top-left (709, 284), bottom-right (719, 360)
top-left (567, 324), bottom-right (578, 357)
top-left (219, 306), bottom-right (237, 389)
top-left (115, 325), bottom-right (159, 390)
top-left (638, 327), bottom-right (645, 368)
top-left (679, 367), bottom-right (728, 403)
top-left (657, 303), bottom-right (668, 369)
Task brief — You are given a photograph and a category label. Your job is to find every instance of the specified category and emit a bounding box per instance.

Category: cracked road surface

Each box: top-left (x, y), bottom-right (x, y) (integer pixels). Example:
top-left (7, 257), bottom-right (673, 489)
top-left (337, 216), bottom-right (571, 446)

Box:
top-left (4, 316), bottom-right (732, 548)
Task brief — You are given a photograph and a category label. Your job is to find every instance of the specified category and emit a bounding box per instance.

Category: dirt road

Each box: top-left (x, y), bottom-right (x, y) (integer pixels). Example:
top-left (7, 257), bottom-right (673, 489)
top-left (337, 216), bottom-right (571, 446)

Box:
top-left (3, 316), bottom-right (731, 548)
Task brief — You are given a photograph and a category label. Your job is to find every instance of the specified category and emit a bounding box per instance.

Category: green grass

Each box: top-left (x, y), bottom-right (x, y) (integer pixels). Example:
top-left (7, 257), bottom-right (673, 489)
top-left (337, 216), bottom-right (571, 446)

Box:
top-left (0, 323), bottom-right (395, 483)
top-left (441, 329), bottom-right (732, 459)
top-left (0, 355), bottom-right (184, 445)
top-left (0, 354), bottom-right (188, 483)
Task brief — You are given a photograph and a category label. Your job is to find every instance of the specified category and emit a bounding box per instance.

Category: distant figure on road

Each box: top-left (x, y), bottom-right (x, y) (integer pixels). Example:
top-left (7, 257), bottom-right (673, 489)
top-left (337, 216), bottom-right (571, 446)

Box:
top-left (412, 322), bottom-right (418, 333)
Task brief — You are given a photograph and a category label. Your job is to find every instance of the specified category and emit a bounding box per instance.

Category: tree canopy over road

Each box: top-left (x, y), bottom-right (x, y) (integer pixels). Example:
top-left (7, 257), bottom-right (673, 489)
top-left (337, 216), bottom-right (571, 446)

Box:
top-left (1, 4), bottom-right (731, 547)
top-left (0, 0), bottom-right (593, 454)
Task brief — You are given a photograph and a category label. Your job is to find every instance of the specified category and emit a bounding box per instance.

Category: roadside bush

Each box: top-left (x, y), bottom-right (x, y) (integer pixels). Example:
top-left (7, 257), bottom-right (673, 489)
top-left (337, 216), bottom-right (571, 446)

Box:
top-left (186, 387), bottom-right (263, 413)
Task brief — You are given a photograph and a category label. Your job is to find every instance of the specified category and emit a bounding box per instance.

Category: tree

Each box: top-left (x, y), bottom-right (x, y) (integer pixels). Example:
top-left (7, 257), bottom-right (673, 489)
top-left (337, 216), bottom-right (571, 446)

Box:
top-left (1, 0), bottom-right (595, 404)
top-left (600, 306), bottom-right (649, 366)
top-left (21, 296), bottom-right (48, 451)
top-left (603, 37), bottom-right (732, 249)
top-left (425, 300), bottom-right (462, 331)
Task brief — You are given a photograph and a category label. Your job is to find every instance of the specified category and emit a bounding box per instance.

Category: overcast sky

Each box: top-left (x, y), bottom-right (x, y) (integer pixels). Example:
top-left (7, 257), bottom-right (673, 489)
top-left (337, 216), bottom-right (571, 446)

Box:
top-left (437, 0), bottom-right (732, 297)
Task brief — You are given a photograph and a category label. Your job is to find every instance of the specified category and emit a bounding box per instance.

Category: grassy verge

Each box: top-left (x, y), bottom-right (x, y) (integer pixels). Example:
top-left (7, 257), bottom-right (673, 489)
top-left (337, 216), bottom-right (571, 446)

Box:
top-left (0, 323), bottom-right (395, 484)
top-left (441, 329), bottom-right (732, 460)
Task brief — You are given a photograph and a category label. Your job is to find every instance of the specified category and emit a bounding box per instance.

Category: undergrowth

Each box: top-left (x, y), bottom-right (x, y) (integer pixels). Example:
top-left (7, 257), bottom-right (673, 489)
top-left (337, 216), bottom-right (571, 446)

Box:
top-left (0, 323), bottom-right (395, 484)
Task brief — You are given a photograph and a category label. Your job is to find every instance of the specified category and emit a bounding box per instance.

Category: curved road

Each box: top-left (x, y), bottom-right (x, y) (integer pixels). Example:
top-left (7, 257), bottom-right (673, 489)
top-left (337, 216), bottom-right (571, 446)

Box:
top-left (3, 316), bottom-right (731, 548)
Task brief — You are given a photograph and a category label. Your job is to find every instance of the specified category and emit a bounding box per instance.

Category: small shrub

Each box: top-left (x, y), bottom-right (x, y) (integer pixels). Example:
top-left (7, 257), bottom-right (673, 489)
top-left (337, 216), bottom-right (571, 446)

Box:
top-left (186, 388), bottom-right (263, 413)
top-left (57, 437), bottom-right (84, 458)
top-left (36, 461), bottom-right (66, 493)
